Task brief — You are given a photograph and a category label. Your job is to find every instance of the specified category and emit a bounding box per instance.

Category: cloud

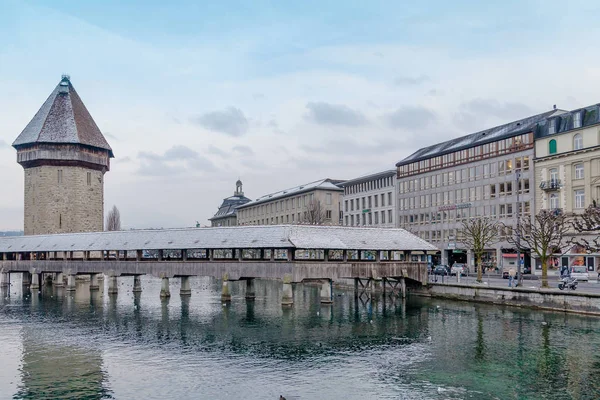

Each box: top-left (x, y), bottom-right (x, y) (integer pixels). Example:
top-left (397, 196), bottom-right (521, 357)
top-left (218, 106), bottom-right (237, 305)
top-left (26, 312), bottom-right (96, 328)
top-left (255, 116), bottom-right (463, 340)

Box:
top-left (301, 137), bottom-right (404, 155)
top-left (453, 98), bottom-right (534, 132)
top-left (114, 156), bottom-right (133, 163)
top-left (232, 145), bottom-right (254, 156)
top-left (164, 145), bottom-right (199, 160)
top-left (394, 74), bottom-right (429, 86)
top-left (192, 107), bottom-right (249, 137)
top-left (304, 102), bottom-right (367, 126)
top-left (208, 145), bottom-right (228, 157)
top-left (136, 145), bottom-right (215, 176)
top-left (384, 106), bottom-right (438, 130)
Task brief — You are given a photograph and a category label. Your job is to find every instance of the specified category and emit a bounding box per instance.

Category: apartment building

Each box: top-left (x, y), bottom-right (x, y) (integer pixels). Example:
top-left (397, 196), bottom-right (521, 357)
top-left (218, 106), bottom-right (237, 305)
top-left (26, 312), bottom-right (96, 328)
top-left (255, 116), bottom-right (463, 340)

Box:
top-left (236, 178), bottom-right (345, 226)
top-left (396, 109), bottom-right (565, 270)
top-left (340, 170), bottom-right (396, 227)
top-left (534, 103), bottom-right (600, 273)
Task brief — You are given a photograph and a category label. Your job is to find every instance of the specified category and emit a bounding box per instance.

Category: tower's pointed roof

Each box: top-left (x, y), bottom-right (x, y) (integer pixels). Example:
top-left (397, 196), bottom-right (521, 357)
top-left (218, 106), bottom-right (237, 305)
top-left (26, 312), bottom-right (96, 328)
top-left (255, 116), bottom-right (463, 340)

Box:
top-left (13, 75), bottom-right (114, 157)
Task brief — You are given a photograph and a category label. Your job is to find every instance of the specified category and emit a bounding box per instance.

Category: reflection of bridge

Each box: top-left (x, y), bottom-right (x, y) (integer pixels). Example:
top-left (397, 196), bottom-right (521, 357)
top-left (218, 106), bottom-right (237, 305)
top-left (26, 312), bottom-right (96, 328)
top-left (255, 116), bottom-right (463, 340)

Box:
top-left (0, 225), bottom-right (436, 305)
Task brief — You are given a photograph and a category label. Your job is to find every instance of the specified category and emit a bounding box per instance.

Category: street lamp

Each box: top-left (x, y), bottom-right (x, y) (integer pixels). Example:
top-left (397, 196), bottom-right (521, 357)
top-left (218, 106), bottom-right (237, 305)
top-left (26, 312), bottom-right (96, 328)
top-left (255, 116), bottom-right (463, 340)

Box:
top-left (516, 169), bottom-right (522, 287)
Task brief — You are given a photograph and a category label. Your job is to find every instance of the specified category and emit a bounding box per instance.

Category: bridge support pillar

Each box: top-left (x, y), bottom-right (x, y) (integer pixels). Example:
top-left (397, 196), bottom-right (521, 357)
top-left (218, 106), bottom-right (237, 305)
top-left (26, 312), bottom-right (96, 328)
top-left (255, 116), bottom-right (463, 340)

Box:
top-left (160, 277), bottom-right (171, 298)
top-left (31, 272), bottom-right (40, 290)
top-left (400, 277), bottom-right (406, 299)
top-left (320, 279), bottom-right (333, 304)
top-left (66, 274), bottom-right (76, 292)
top-left (133, 275), bottom-right (143, 293)
top-left (221, 274), bottom-right (231, 302)
top-left (281, 275), bottom-right (293, 306)
top-left (89, 274), bottom-right (100, 291)
top-left (354, 278), bottom-right (359, 298)
top-left (108, 275), bottom-right (118, 295)
top-left (245, 279), bottom-right (255, 300)
top-left (0, 270), bottom-right (9, 288)
top-left (54, 272), bottom-right (65, 287)
top-left (22, 272), bottom-right (32, 286)
top-left (180, 276), bottom-right (191, 296)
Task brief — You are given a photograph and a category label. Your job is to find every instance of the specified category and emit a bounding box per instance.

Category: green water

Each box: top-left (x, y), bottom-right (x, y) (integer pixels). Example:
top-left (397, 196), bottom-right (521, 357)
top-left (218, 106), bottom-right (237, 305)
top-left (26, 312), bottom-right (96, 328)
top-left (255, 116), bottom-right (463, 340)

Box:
top-left (1, 276), bottom-right (599, 399)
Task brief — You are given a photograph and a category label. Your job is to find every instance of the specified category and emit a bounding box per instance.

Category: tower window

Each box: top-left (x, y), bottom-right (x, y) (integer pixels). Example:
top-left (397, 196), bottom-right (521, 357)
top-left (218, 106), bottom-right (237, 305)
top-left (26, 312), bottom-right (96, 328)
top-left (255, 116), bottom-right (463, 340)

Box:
top-left (58, 169), bottom-right (63, 184)
top-left (87, 172), bottom-right (91, 186)
top-left (59, 214), bottom-right (62, 229)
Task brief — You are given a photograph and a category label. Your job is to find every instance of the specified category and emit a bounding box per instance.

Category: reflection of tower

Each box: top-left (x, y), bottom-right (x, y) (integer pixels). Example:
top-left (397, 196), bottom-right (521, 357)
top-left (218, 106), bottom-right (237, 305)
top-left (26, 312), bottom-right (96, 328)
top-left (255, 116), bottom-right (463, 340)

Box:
top-left (16, 325), bottom-right (110, 398)
top-left (13, 75), bottom-right (114, 235)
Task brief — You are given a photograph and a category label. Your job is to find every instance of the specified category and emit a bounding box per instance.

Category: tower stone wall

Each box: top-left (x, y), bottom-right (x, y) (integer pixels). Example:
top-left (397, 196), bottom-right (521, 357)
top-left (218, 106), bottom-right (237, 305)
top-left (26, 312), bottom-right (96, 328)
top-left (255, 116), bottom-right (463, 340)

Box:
top-left (24, 165), bottom-right (104, 235)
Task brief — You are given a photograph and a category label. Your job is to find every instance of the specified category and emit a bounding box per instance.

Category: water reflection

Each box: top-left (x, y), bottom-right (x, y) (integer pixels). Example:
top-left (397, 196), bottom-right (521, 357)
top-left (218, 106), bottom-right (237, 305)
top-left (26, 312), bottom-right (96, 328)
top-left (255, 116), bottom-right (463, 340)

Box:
top-left (0, 276), bottom-right (600, 399)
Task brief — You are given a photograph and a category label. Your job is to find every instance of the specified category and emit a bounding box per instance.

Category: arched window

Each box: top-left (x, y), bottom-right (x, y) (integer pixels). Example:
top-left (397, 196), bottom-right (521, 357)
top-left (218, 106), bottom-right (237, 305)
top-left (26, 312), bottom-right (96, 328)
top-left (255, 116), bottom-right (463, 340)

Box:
top-left (549, 139), bottom-right (557, 154)
top-left (574, 133), bottom-right (583, 150)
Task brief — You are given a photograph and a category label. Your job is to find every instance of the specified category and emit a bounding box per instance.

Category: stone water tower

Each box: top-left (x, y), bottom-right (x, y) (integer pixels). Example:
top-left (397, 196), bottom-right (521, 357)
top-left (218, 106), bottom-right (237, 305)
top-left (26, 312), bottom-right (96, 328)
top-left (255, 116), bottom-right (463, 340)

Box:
top-left (12, 75), bottom-right (114, 235)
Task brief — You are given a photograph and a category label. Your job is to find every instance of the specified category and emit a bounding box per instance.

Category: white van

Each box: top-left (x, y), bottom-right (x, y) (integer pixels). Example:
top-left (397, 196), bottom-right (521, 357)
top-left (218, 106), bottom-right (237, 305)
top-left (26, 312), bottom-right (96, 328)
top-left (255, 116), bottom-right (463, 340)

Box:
top-left (570, 266), bottom-right (589, 281)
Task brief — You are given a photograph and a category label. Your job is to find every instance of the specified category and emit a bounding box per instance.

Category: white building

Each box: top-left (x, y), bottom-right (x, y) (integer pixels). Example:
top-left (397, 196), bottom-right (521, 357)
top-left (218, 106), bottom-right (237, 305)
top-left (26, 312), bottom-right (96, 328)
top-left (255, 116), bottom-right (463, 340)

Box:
top-left (340, 170), bottom-right (396, 227)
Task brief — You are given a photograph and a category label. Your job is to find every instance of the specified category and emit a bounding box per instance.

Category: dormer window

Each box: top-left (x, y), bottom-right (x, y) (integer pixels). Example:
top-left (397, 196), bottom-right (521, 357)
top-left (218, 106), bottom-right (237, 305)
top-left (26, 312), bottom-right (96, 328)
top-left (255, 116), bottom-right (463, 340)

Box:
top-left (573, 112), bottom-right (582, 128)
top-left (548, 119), bottom-right (556, 134)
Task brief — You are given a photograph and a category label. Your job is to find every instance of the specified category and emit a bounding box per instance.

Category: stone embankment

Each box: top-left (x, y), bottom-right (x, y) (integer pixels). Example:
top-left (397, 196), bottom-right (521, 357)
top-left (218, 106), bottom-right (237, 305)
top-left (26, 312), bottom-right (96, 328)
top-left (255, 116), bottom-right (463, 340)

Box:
top-left (412, 283), bottom-right (600, 316)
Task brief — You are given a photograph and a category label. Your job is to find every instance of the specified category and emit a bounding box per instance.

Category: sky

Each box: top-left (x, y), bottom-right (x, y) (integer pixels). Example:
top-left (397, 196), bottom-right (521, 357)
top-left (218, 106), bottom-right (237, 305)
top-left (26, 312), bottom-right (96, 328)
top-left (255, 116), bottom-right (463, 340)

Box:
top-left (1, 0), bottom-right (600, 230)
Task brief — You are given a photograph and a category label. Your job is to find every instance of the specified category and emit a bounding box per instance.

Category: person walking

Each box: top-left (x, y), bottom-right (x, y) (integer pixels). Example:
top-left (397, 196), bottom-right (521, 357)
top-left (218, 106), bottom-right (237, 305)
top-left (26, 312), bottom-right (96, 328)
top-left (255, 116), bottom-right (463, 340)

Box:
top-left (508, 267), bottom-right (516, 287)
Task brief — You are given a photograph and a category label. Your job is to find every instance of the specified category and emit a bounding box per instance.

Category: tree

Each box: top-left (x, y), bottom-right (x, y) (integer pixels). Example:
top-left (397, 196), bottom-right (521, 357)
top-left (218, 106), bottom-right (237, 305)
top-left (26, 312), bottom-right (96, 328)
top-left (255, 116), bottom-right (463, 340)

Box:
top-left (571, 203), bottom-right (600, 253)
top-left (506, 209), bottom-right (570, 288)
top-left (302, 200), bottom-right (326, 225)
top-left (106, 205), bottom-right (122, 231)
top-left (459, 217), bottom-right (499, 283)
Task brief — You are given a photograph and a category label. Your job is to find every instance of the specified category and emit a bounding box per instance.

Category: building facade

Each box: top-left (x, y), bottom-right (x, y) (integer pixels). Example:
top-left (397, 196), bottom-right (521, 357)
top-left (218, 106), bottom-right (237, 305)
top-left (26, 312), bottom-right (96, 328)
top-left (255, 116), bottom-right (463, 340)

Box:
top-left (236, 179), bottom-right (344, 226)
top-left (534, 104), bottom-right (600, 274)
top-left (12, 76), bottom-right (113, 235)
top-left (396, 109), bottom-right (565, 270)
top-left (208, 180), bottom-right (251, 227)
top-left (340, 170), bottom-right (396, 227)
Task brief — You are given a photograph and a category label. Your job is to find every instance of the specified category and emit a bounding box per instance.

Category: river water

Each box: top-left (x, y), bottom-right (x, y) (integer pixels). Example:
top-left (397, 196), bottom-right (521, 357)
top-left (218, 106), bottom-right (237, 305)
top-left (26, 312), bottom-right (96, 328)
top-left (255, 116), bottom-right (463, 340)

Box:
top-left (1, 275), bottom-right (599, 400)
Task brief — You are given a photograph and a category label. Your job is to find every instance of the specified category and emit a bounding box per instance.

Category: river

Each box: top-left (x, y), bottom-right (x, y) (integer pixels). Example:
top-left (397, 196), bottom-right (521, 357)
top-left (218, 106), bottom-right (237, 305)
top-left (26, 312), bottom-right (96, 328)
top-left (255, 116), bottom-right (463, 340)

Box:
top-left (0, 275), bottom-right (599, 399)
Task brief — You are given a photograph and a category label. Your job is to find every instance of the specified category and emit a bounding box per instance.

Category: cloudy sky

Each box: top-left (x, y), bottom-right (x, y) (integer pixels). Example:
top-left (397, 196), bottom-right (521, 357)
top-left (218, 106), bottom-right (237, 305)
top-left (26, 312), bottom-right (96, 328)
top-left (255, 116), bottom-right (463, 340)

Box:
top-left (1, 0), bottom-right (600, 230)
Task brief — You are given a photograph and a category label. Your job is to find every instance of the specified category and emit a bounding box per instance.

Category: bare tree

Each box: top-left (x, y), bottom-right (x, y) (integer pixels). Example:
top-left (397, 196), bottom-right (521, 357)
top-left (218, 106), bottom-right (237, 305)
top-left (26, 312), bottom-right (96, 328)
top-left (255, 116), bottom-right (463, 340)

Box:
top-left (302, 200), bottom-right (326, 225)
top-left (459, 217), bottom-right (499, 282)
top-left (571, 202), bottom-right (600, 253)
top-left (106, 205), bottom-right (122, 231)
top-left (506, 209), bottom-right (570, 288)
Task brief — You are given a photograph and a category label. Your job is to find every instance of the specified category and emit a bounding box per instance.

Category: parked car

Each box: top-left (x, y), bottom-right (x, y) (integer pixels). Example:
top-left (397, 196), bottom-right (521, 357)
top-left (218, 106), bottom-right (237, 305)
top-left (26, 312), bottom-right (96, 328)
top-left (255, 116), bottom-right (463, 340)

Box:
top-left (433, 265), bottom-right (450, 276)
top-left (570, 266), bottom-right (589, 281)
top-left (451, 263), bottom-right (467, 276)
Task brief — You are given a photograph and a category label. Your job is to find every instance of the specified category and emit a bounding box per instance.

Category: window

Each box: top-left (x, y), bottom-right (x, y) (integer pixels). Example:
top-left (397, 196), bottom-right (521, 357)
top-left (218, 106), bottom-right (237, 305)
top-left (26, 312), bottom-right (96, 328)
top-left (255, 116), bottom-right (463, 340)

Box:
top-left (575, 190), bottom-right (585, 209)
top-left (381, 193), bottom-right (385, 206)
top-left (573, 112), bottom-right (582, 128)
top-left (574, 133), bottom-right (583, 150)
top-left (368, 196), bottom-right (372, 208)
top-left (549, 139), bottom-right (557, 154)
top-left (326, 193), bottom-right (332, 205)
top-left (575, 163), bottom-right (584, 179)
top-left (58, 169), bottom-right (63, 184)
top-left (388, 210), bottom-right (392, 223)
top-left (87, 172), bottom-right (91, 186)
top-left (550, 193), bottom-right (559, 209)
top-left (548, 119), bottom-right (556, 134)
top-left (374, 212), bottom-right (379, 224)
top-left (345, 216), bottom-right (348, 225)
top-left (326, 210), bottom-right (332, 219)
top-left (549, 168), bottom-right (558, 182)
top-left (345, 200), bottom-right (348, 212)
top-left (388, 192), bottom-right (392, 205)
top-left (374, 195), bottom-right (378, 207)
top-left (381, 211), bottom-right (386, 224)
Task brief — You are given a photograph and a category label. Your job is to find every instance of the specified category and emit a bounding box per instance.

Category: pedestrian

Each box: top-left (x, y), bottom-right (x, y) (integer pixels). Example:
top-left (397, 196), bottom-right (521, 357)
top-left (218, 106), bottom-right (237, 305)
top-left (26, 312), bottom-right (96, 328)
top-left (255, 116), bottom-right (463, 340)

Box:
top-left (508, 267), bottom-right (516, 287)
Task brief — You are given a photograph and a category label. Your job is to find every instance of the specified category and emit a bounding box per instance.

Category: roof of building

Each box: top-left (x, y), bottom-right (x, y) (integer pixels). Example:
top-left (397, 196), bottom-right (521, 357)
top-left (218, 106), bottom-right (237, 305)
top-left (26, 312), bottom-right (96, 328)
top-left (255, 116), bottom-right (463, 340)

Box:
top-left (209, 194), bottom-right (252, 221)
top-left (0, 225), bottom-right (437, 252)
top-left (535, 103), bottom-right (600, 138)
top-left (339, 170), bottom-right (396, 187)
top-left (396, 109), bottom-right (566, 167)
top-left (237, 178), bottom-right (345, 209)
top-left (12, 75), bottom-right (114, 157)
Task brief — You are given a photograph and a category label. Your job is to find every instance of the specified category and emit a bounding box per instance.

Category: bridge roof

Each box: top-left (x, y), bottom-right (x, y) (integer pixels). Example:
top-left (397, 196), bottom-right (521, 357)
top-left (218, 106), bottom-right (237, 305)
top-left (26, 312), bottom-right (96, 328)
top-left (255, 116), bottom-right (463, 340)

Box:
top-left (0, 225), bottom-right (436, 252)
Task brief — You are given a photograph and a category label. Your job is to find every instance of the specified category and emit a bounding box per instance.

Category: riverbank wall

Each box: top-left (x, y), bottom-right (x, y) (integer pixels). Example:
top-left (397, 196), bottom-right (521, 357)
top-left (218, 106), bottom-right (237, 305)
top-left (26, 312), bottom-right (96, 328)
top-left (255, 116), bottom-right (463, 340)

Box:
top-left (411, 283), bottom-right (600, 316)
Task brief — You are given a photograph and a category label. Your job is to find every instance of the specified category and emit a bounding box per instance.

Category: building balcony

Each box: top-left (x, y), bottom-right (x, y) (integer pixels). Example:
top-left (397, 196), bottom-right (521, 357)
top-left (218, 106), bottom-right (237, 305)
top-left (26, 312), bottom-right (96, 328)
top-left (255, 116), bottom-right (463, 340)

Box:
top-left (539, 179), bottom-right (562, 191)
